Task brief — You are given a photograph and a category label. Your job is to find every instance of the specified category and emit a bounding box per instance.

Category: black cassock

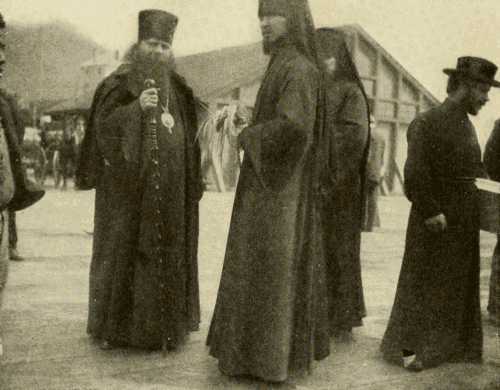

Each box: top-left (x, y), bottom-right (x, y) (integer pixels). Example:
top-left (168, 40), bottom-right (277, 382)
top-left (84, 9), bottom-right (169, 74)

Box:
top-left (207, 42), bottom-right (330, 382)
top-left (78, 65), bottom-right (202, 350)
top-left (381, 99), bottom-right (484, 367)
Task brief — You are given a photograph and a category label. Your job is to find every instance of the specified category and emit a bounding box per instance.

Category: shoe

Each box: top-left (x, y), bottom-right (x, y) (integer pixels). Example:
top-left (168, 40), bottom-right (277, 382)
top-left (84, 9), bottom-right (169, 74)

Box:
top-left (403, 354), bottom-right (424, 372)
top-left (334, 329), bottom-right (354, 343)
top-left (99, 340), bottom-right (113, 350)
top-left (488, 312), bottom-right (498, 326)
top-left (9, 248), bottom-right (24, 262)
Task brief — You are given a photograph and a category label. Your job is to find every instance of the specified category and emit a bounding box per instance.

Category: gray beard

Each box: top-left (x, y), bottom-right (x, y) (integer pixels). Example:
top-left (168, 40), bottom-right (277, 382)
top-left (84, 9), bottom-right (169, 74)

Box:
top-left (262, 34), bottom-right (289, 56)
top-left (131, 56), bottom-right (174, 88)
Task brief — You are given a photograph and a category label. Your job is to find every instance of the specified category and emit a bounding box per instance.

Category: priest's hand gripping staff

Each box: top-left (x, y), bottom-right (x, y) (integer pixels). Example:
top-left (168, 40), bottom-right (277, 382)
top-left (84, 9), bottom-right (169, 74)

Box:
top-left (144, 79), bottom-right (160, 153)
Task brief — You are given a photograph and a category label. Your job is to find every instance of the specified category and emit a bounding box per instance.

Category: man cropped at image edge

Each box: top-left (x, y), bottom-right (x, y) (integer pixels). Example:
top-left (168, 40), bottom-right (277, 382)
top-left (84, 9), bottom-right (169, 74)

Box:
top-left (381, 56), bottom-right (498, 371)
top-left (0, 12), bottom-right (45, 356)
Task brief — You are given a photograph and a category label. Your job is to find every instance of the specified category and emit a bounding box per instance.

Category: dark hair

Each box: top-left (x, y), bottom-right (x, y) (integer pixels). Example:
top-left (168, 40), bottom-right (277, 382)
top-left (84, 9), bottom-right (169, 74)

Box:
top-left (446, 74), bottom-right (462, 94)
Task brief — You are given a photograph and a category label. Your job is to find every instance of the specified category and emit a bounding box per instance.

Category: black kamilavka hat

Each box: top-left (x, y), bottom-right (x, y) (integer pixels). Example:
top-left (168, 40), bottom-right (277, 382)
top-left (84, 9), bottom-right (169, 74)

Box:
top-left (258, 0), bottom-right (289, 18)
top-left (258, 0), bottom-right (319, 66)
top-left (138, 9), bottom-right (178, 45)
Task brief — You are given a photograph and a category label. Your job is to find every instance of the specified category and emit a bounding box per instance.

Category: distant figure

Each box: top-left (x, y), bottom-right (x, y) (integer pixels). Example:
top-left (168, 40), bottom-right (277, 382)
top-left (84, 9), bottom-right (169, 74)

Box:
top-left (77, 9), bottom-right (202, 351)
top-left (316, 28), bottom-right (370, 340)
top-left (207, 0), bottom-right (330, 382)
top-left (58, 124), bottom-right (77, 190)
top-left (381, 56), bottom-right (498, 371)
top-left (73, 116), bottom-right (85, 165)
top-left (364, 117), bottom-right (386, 232)
top-left (483, 118), bottom-right (500, 326)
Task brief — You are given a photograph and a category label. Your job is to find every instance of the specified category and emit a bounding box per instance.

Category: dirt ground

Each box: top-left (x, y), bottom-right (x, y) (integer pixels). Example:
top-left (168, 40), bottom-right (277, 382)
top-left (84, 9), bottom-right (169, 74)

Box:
top-left (0, 189), bottom-right (499, 389)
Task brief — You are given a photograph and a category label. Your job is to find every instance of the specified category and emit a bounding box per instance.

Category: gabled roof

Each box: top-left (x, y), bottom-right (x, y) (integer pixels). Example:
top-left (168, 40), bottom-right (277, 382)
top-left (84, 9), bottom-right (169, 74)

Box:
top-left (46, 24), bottom-right (440, 115)
top-left (46, 42), bottom-right (268, 115)
top-left (46, 94), bottom-right (93, 116)
top-left (339, 24), bottom-right (439, 105)
top-left (81, 52), bottom-right (120, 68)
top-left (176, 42), bottom-right (268, 101)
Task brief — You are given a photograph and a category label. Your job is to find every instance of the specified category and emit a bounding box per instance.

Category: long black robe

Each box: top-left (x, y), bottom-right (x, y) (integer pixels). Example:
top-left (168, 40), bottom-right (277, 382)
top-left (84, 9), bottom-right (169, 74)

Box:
top-left (381, 99), bottom-right (484, 368)
top-left (79, 64), bottom-right (202, 349)
top-left (207, 42), bottom-right (330, 382)
top-left (484, 122), bottom-right (500, 321)
top-left (323, 79), bottom-right (369, 333)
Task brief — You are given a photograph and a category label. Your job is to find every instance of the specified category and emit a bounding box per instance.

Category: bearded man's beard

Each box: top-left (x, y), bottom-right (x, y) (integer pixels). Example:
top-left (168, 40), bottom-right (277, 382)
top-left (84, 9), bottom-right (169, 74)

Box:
top-left (125, 43), bottom-right (177, 86)
top-left (262, 34), bottom-right (289, 55)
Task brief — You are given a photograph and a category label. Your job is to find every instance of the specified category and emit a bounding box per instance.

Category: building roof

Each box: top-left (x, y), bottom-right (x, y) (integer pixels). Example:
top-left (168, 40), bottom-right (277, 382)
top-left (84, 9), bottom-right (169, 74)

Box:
top-left (46, 42), bottom-right (268, 115)
top-left (177, 42), bottom-right (267, 101)
top-left (45, 95), bottom-right (93, 116)
top-left (81, 51), bottom-right (120, 68)
top-left (340, 24), bottom-right (439, 105)
top-left (46, 24), bottom-right (439, 115)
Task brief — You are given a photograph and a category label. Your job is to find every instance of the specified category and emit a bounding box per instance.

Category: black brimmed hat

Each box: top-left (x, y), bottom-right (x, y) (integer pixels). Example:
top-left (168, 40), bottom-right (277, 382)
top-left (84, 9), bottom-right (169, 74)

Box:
top-left (443, 56), bottom-right (500, 88)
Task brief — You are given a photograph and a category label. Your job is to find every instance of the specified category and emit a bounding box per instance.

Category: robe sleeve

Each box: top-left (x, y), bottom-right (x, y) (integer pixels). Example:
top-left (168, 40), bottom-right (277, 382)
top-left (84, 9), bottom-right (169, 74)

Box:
top-left (6, 95), bottom-right (25, 144)
top-left (238, 63), bottom-right (319, 189)
top-left (404, 117), bottom-right (441, 219)
top-left (95, 88), bottom-right (144, 167)
top-left (484, 121), bottom-right (500, 181)
top-left (334, 85), bottom-right (369, 183)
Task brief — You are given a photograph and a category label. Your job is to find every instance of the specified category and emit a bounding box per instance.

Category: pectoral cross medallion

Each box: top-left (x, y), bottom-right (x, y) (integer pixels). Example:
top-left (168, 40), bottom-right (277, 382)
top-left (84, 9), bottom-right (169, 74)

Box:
top-left (161, 97), bottom-right (175, 134)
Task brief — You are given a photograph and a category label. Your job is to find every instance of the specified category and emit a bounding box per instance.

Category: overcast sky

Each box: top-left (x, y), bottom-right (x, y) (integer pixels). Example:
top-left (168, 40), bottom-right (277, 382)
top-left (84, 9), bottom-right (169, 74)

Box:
top-left (1, 0), bottom-right (500, 141)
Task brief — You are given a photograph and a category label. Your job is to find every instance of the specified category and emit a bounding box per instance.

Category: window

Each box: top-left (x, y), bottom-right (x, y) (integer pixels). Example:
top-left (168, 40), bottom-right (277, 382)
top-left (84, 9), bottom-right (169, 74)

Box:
top-left (361, 78), bottom-right (376, 97)
top-left (377, 101), bottom-right (397, 118)
top-left (401, 79), bottom-right (419, 102)
top-left (355, 38), bottom-right (377, 77)
top-left (231, 88), bottom-right (241, 101)
top-left (399, 104), bottom-right (417, 122)
top-left (379, 59), bottom-right (398, 99)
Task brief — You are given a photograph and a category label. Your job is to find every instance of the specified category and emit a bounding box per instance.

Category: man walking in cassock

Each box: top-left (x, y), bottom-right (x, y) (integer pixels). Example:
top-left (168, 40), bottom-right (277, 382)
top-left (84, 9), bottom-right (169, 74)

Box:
top-left (207, 0), bottom-right (330, 383)
top-left (381, 57), bottom-right (499, 371)
top-left (316, 28), bottom-right (370, 340)
top-left (483, 119), bottom-right (500, 326)
top-left (0, 12), bottom-right (45, 356)
top-left (77, 9), bottom-right (202, 351)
